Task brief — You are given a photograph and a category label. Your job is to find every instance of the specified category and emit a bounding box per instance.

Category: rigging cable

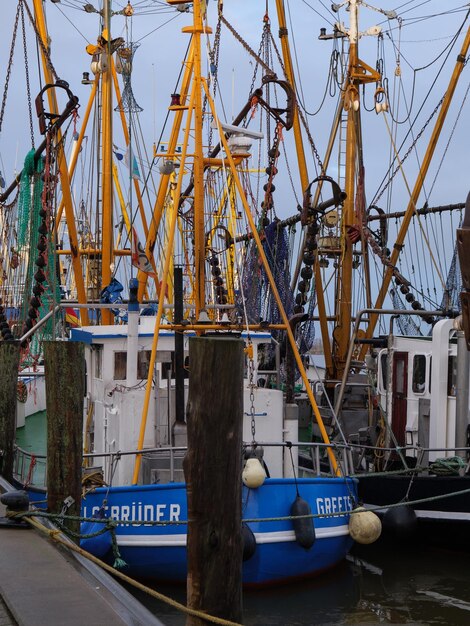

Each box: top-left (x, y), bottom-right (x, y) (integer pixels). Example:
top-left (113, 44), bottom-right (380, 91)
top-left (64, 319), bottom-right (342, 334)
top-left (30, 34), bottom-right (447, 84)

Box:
top-left (0, 2), bottom-right (21, 137)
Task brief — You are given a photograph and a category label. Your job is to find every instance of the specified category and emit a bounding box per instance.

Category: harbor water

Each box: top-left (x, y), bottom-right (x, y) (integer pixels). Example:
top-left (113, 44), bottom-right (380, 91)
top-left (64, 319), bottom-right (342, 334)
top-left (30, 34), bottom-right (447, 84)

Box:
top-left (126, 542), bottom-right (470, 625)
top-left (17, 413), bottom-right (470, 624)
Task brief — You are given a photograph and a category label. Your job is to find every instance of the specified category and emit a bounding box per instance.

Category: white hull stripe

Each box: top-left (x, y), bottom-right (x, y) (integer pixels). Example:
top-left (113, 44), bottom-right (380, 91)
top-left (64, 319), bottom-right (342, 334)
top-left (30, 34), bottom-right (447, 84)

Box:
top-left (365, 505), bottom-right (470, 522)
top-left (116, 525), bottom-right (350, 548)
top-left (414, 509), bottom-right (470, 522)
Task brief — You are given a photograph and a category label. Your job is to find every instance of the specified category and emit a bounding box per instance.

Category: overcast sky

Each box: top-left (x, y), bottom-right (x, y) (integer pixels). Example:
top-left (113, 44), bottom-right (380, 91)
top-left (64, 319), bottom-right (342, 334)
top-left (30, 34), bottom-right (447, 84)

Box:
top-left (0, 0), bottom-right (468, 330)
top-left (1, 1), bottom-right (469, 259)
top-left (1, 1), bottom-right (469, 207)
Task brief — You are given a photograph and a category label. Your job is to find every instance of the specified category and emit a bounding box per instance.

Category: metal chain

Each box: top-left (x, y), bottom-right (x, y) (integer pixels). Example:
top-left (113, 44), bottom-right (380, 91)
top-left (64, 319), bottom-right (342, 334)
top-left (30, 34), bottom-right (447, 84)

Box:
top-left (20, 1), bottom-right (35, 148)
top-left (373, 95), bottom-right (444, 206)
top-left (269, 29), bottom-right (325, 176)
top-left (297, 106), bottom-right (325, 175)
top-left (22, 0), bottom-right (59, 82)
top-left (269, 30), bottom-right (298, 203)
top-left (261, 123), bottom-right (282, 222)
top-left (211, 10), bottom-right (222, 99)
top-left (219, 14), bottom-right (276, 78)
top-left (282, 140), bottom-right (300, 205)
top-left (0, 2), bottom-right (21, 134)
top-left (247, 341), bottom-right (256, 443)
top-left (248, 29), bottom-right (266, 103)
top-left (268, 28), bottom-right (286, 78)
top-left (207, 8), bottom-right (222, 149)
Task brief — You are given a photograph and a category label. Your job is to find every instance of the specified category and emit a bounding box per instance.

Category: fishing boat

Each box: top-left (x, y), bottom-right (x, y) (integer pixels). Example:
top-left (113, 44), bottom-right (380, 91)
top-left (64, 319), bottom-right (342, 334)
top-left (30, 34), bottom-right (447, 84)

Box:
top-left (285, 1), bottom-right (470, 548)
top-left (0, 0), bottom-right (367, 585)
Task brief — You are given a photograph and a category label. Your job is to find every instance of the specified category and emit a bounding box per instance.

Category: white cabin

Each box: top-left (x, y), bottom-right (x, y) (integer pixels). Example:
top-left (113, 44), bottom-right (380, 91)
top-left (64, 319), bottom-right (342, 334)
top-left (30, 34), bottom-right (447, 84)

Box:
top-left (70, 315), bottom-right (289, 485)
top-left (376, 318), bottom-right (467, 462)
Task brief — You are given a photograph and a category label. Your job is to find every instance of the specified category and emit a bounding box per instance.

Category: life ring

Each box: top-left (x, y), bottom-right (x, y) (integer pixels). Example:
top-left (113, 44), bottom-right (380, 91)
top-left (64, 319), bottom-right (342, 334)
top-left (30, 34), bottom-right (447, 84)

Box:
top-left (17, 380), bottom-right (28, 403)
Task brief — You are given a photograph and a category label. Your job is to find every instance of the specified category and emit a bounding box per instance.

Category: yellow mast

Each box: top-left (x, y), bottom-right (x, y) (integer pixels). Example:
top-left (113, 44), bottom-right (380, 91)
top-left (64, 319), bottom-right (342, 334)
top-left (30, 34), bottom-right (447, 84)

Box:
top-left (332, 0), bottom-right (379, 378)
top-left (203, 79), bottom-right (341, 475)
top-left (191, 0), bottom-right (206, 317)
top-left (334, 4), bottom-right (358, 378)
top-left (132, 70), bottom-right (198, 485)
top-left (32, 0), bottom-right (89, 324)
top-left (54, 78), bottom-right (98, 228)
top-left (275, 0), bottom-right (335, 377)
top-left (136, 39), bottom-right (196, 302)
top-left (359, 23), bottom-right (470, 356)
top-left (100, 0), bottom-right (114, 324)
top-left (131, 0), bottom-right (342, 479)
top-left (111, 57), bottom-right (150, 239)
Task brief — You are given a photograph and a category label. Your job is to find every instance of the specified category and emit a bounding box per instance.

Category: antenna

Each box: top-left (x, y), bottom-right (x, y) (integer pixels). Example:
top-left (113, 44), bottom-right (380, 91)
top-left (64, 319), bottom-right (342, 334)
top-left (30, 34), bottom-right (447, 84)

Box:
top-left (212, 120), bottom-right (264, 140)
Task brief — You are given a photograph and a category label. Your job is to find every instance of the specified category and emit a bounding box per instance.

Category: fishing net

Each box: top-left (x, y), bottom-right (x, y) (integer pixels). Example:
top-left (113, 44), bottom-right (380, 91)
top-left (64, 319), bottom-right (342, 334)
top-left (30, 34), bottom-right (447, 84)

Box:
top-left (440, 245), bottom-right (461, 313)
top-left (262, 222), bottom-right (294, 324)
top-left (17, 150), bottom-right (37, 246)
top-left (236, 222), bottom-right (319, 385)
top-left (16, 151), bottom-right (62, 362)
top-left (299, 287), bottom-right (316, 352)
top-left (237, 222), bottom-right (294, 325)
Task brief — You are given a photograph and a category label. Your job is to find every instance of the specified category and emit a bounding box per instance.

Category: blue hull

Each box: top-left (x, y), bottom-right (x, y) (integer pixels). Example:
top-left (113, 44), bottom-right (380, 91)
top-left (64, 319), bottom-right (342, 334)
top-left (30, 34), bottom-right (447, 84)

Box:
top-left (80, 477), bottom-right (357, 585)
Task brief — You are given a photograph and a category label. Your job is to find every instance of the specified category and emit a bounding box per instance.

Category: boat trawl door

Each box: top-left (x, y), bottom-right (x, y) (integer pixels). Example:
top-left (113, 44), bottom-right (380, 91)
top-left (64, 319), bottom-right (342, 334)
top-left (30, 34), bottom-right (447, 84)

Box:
top-left (392, 352), bottom-right (408, 447)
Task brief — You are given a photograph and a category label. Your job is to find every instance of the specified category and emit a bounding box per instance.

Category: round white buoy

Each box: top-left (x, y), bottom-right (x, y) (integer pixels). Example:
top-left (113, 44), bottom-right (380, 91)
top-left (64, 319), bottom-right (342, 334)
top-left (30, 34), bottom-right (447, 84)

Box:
top-left (348, 506), bottom-right (382, 544)
top-left (242, 457), bottom-right (266, 488)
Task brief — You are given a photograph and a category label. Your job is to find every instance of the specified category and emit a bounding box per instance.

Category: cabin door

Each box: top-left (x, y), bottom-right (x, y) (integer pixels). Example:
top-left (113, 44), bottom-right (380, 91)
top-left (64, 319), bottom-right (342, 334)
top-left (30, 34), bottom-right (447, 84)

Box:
top-left (391, 352), bottom-right (408, 446)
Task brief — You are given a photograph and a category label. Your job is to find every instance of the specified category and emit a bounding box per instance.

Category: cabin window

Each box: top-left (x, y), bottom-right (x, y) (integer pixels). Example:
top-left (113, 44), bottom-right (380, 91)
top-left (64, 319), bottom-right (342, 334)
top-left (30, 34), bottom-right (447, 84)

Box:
top-left (447, 355), bottom-right (457, 397)
top-left (114, 351), bottom-right (127, 380)
top-left (137, 350), bottom-right (152, 379)
top-left (412, 355), bottom-right (426, 394)
top-left (395, 358), bottom-right (406, 394)
top-left (94, 345), bottom-right (103, 380)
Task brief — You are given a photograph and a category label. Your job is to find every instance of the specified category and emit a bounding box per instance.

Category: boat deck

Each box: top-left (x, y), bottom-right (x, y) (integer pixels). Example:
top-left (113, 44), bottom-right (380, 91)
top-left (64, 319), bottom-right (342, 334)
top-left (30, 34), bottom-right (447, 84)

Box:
top-left (0, 498), bottom-right (164, 626)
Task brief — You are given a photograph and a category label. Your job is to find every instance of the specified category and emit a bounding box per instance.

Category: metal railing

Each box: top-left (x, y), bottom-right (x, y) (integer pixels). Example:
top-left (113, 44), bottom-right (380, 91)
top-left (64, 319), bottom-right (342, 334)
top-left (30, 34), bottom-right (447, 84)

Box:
top-left (13, 446), bottom-right (47, 488)
top-left (13, 438), bottom-right (358, 490)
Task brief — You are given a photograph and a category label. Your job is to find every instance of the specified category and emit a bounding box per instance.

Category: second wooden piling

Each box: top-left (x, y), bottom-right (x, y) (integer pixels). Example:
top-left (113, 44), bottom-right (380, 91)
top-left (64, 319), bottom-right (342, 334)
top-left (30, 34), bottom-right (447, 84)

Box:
top-left (0, 341), bottom-right (20, 482)
top-left (44, 340), bottom-right (85, 537)
top-left (184, 336), bottom-right (244, 625)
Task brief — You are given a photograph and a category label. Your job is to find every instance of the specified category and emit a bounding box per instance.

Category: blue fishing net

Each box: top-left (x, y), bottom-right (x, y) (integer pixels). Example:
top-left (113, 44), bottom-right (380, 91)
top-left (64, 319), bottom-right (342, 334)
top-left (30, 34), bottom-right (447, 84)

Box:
top-left (237, 222), bottom-right (294, 326)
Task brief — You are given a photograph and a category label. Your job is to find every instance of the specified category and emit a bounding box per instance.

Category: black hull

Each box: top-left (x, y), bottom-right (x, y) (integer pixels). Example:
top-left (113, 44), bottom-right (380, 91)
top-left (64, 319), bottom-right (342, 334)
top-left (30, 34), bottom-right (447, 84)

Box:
top-left (357, 474), bottom-right (470, 551)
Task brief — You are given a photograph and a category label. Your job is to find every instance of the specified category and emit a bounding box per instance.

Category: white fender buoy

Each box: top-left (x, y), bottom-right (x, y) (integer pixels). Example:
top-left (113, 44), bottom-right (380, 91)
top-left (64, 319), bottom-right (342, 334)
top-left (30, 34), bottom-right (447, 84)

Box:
top-left (348, 506), bottom-right (382, 544)
top-left (242, 457), bottom-right (266, 488)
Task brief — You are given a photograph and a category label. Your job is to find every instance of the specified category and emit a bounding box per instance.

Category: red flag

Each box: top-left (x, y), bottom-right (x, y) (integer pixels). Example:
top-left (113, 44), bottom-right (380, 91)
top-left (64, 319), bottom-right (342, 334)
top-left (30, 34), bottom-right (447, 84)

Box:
top-left (65, 307), bottom-right (81, 327)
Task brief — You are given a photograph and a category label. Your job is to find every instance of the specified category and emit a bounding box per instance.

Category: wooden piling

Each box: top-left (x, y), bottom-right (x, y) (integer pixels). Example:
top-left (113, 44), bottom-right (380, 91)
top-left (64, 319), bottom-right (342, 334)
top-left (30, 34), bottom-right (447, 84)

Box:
top-left (0, 342), bottom-right (20, 482)
top-left (184, 336), bottom-right (244, 626)
top-left (44, 341), bottom-right (85, 538)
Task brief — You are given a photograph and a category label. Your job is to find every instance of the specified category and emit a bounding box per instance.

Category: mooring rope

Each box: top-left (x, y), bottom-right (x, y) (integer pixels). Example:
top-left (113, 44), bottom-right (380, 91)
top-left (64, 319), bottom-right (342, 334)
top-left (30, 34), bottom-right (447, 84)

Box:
top-left (13, 479), bottom-right (470, 530)
top-left (8, 480), bottom-right (470, 626)
top-left (22, 515), bottom-right (243, 626)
